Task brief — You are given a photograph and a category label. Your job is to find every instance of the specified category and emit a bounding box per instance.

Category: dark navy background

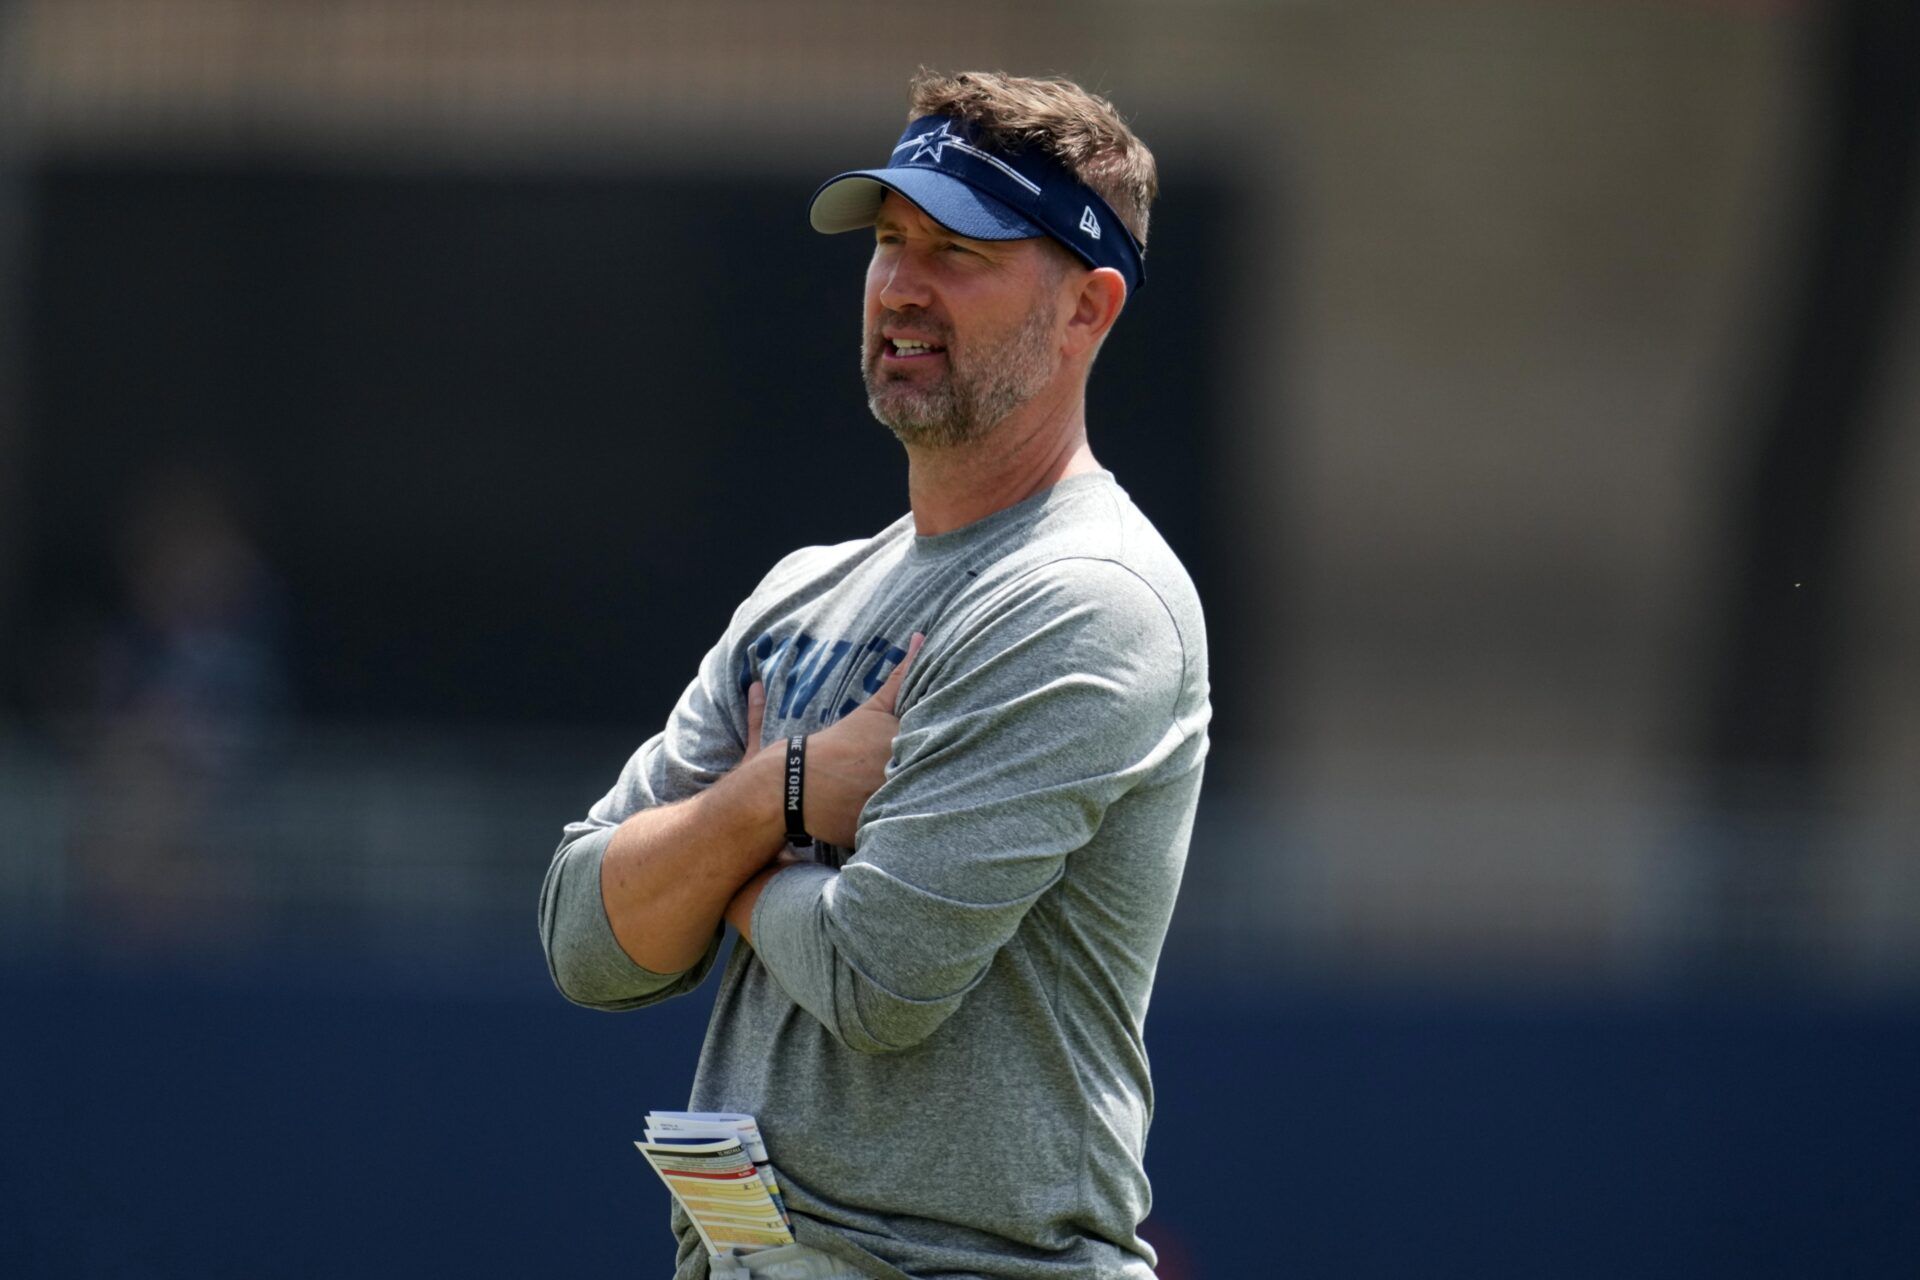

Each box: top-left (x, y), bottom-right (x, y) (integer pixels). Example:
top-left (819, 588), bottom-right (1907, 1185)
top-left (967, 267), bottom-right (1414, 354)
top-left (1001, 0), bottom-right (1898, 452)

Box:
top-left (4, 957), bottom-right (1917, 1278)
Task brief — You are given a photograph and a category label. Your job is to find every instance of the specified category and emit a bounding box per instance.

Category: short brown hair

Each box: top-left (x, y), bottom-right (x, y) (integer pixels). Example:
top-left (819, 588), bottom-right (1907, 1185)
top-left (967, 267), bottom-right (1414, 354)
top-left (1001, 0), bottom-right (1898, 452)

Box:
top-left (906, 69), bottom-right (1158, 248)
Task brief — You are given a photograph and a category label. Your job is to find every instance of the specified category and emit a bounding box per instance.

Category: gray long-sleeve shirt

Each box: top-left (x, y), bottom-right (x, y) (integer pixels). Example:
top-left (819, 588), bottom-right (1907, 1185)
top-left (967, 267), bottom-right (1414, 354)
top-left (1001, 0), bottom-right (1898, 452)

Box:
top-left (540, 471), bottom-right (1210, 1280)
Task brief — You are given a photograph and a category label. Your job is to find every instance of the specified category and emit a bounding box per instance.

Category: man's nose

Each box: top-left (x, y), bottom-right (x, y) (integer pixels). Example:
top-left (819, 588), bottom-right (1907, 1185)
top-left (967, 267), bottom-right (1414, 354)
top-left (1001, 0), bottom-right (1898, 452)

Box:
top-left (876, 248), bottom-right (935, 312)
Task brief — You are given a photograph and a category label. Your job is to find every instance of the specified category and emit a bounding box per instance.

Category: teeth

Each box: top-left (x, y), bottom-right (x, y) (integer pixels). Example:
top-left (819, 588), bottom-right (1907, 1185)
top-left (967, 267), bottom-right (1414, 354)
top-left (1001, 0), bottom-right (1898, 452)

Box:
top-left (893, 339), bottom-right (938, 354)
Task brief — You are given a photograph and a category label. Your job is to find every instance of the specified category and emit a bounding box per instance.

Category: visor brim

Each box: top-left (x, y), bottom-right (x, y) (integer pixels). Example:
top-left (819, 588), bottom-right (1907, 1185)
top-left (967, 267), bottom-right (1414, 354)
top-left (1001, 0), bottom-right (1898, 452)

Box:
top-left (808, 168), bottom-right (1046, 242)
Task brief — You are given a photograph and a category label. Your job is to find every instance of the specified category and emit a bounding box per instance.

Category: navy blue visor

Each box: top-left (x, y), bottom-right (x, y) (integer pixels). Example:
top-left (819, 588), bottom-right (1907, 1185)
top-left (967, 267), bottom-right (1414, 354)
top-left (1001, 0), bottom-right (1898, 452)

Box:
top-left (809, 115), bottom-right (1146, 296)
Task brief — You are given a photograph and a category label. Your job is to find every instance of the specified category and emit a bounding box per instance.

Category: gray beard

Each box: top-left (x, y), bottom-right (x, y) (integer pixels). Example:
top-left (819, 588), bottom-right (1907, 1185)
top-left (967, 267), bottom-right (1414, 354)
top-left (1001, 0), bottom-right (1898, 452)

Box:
top-left (863, 296), bottom-right (1058, 449)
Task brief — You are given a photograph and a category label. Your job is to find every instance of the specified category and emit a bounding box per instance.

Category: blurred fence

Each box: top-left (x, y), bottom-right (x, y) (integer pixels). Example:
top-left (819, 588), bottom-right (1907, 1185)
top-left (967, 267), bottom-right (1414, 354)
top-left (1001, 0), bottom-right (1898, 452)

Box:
top-left (5, 721), bottom-right (1918, 988)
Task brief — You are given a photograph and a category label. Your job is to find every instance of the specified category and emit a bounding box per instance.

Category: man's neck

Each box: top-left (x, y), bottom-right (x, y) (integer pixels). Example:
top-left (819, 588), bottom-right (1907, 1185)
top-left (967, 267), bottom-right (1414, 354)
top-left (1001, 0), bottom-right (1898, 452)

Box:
top-left (904, 393), bottom-right (1102, 537)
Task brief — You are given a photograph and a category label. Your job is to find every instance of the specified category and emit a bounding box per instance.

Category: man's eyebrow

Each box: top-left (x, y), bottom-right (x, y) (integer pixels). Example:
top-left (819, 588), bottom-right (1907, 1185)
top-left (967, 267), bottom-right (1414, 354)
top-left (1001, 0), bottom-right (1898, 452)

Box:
top-left (873, 216), bottom-right (1000, 254)
top-left (873, 213), bottom-right (965, 238)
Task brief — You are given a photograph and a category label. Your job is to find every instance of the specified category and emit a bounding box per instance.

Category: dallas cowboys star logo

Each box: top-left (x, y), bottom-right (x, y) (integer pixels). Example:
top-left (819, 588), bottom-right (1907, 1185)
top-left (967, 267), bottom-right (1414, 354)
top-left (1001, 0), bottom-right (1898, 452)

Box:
top-left (895, 121), bottom-right (964, 164)
top-left (889, 120), bottom-right (1044, 196)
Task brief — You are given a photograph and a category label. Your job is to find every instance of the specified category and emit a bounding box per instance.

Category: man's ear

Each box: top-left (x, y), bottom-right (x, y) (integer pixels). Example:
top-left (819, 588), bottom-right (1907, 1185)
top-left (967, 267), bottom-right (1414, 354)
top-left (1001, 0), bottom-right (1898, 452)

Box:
top-left (1062, 267), bottom-right (1127, 360)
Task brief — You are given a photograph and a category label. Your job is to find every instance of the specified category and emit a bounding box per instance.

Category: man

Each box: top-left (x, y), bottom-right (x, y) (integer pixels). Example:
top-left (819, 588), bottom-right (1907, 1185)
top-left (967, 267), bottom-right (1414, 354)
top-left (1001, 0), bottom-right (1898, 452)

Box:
top-left (539, 70), bottom-right (1210, 1280)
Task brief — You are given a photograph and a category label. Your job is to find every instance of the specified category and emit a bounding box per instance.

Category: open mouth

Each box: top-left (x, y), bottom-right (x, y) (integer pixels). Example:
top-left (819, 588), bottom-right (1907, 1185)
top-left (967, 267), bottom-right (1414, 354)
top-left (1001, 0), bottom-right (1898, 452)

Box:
top-left (883, 337), bottom-right (947, 361)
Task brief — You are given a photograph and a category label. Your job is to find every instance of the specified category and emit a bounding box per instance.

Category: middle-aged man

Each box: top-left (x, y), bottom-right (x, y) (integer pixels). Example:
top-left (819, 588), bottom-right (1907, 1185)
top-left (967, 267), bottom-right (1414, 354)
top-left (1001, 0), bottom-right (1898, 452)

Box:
top-left (539, 70), bottom-right (1211, 1280)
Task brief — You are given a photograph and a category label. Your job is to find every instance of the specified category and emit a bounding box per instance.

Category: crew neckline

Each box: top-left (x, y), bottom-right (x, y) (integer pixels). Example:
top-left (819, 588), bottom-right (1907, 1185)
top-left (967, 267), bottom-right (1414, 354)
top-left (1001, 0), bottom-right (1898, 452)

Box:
top-left (904, 470), bottom-right (1117, 561)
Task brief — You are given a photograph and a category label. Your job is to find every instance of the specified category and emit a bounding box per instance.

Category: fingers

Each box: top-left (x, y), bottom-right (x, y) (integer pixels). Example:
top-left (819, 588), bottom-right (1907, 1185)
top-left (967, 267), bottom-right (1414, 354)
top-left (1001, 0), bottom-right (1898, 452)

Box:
top-left (744, 679), bottom-right (766, 758)
top-left (869, 631), bottom-right (925, 716)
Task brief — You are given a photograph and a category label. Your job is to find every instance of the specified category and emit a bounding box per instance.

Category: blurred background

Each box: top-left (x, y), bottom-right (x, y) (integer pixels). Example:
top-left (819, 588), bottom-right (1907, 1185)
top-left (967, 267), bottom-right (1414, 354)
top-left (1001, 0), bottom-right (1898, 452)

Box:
top-left (1, 0), bottom-right (1916, 1275)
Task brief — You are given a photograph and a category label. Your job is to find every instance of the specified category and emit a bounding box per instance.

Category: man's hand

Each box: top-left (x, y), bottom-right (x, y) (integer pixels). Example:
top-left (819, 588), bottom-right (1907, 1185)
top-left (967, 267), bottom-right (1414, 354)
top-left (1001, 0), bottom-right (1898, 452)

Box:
top-left (725, 631), bottom-right (923, 941)
top-left (740, 631), bottom-right (924, 851)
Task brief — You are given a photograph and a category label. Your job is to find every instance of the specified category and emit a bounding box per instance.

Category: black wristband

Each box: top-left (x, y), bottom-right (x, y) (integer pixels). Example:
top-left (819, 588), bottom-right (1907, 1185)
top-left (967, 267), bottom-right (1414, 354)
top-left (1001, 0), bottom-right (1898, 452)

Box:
top-left (783, 734), bottom-right (812, 847)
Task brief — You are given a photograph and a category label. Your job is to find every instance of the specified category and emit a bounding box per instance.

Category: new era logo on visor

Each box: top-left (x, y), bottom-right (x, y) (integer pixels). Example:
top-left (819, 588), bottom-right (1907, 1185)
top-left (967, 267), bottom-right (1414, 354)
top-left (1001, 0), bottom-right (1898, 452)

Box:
top-left (1079, 206), bottom-right (1102, 239)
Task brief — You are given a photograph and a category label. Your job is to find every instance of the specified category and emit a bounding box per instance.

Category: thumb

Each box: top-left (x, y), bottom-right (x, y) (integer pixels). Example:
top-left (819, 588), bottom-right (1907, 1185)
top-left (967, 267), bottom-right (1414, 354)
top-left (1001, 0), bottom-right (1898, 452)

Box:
top-left (743, 679), bottom-right (766, 759)
top-left (868, 632), bottom-right (925, 717)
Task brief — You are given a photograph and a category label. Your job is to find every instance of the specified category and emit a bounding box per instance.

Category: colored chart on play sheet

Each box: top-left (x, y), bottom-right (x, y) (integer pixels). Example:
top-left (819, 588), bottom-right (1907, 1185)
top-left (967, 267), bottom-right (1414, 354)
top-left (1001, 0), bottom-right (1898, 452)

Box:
top-left (636, 1128), bottom-right (794, 1257)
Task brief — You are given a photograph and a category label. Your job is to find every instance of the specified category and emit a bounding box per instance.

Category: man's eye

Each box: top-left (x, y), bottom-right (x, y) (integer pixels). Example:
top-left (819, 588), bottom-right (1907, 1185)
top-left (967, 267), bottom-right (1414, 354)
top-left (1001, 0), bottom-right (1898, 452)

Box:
top-left (943, 243), bottom-right (977, 256)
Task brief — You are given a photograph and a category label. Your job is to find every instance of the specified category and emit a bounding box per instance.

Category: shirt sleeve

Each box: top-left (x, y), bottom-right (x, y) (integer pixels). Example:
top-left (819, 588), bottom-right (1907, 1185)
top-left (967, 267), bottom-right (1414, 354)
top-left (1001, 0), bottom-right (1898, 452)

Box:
top-left (748, 556), bottom-right (1195, 1054)
top-left (538, 615), bottom-right (752, 1011)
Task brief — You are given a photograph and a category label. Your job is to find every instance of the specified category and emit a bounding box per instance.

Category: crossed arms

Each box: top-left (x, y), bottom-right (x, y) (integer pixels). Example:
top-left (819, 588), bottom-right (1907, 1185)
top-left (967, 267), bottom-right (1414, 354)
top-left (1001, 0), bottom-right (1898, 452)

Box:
top-left (539, 556), bottom-right (1189, 1053)
top-left (596, 632), bottom-right (925, 975)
